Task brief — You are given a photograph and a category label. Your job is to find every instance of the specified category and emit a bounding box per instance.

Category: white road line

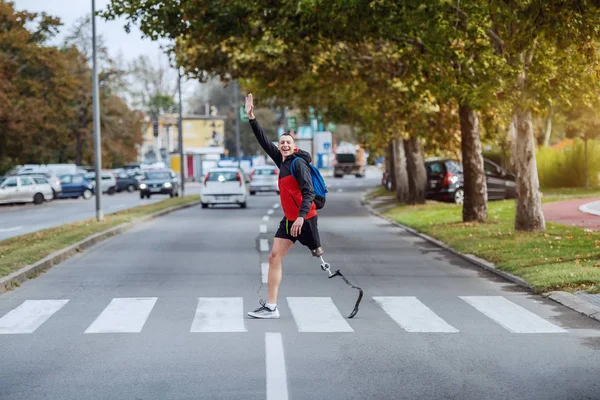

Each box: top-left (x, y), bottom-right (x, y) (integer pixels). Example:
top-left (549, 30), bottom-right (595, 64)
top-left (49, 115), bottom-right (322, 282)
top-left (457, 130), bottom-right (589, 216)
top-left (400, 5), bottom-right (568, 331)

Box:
top-left (260, 239), bottom-right (270, 252)
top-left (273, 203), bottom-right (280, 209)
top-left (263, 215), bottom-right (270, 222)
top-left (191, 297), bottom-right (246, 333)
top-left (336, 189), bottom-right (343, 193)
top-left (85, 298), bottom-right (157, 333)
top-left (267, 209), bottom-right (274, 215)
top-left (265, 332), bottom-right (289, 400)
top-left (287, 297), bottom-right (354, 332)
top-left (373, 297), bottom-right (458, 333)
top-left (260, 224), bottom-right (268, 233)
top-left (0, 300), bottom-right (69, 334)
top-left (0, 226), bottom-right (22, 233)
top-left (261, 263), bottom-right (269, 284)
top-left (460, 296), bottom-right (568, 333)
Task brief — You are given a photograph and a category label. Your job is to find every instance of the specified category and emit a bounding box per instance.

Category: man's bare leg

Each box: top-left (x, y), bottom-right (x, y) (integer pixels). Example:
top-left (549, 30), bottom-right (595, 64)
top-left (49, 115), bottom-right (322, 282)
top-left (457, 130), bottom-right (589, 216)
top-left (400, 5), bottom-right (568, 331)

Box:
top-left (267, 237), bottom-right (294, 305)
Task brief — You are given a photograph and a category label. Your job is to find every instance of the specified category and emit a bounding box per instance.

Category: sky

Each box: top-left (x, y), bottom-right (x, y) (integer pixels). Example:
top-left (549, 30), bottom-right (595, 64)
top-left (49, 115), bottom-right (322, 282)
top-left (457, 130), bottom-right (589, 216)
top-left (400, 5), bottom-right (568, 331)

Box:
top-left (12, 0), bottom-right (201, 109)
top-left (13, 0), bottom-right (167, 63)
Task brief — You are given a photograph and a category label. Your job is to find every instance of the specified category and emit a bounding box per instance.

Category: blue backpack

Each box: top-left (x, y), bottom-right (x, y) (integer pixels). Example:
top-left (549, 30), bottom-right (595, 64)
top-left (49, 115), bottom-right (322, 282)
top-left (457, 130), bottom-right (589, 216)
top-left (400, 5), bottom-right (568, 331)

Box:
top-left (290, 157), bottom-right (328, 209)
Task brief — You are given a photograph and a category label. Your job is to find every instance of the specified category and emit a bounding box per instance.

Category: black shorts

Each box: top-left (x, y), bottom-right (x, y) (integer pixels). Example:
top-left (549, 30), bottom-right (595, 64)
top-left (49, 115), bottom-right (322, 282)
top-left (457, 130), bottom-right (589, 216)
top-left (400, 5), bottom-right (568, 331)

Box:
top-left (275, 216), bottom-right (321, 250)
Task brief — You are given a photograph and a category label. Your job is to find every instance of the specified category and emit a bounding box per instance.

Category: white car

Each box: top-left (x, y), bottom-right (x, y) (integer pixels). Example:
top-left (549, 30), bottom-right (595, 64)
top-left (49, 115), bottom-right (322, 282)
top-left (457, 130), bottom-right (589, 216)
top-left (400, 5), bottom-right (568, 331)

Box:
top-left (0, 175), bottom-right (54, 205)
top-left (201, 168), bottom-right (249, 208)
top-left (85, 171), bottom-right (117, 195)
top-left (249, 165), bottom-right (279, 195)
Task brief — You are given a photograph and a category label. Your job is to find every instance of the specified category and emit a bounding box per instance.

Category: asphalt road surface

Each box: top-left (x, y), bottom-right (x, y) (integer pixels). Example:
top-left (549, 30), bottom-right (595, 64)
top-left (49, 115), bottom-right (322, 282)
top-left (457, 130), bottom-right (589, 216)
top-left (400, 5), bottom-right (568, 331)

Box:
top-left (1, 171), bottom-right (599, 400)
top-left (0, 185), bottom-right (202, 241)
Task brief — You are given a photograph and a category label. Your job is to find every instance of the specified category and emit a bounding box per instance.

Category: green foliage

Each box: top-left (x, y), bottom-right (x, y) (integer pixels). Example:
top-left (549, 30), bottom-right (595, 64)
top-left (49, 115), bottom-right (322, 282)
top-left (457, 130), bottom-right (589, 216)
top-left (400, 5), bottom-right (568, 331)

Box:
top-left (537, 140), bottom-right (600, 188)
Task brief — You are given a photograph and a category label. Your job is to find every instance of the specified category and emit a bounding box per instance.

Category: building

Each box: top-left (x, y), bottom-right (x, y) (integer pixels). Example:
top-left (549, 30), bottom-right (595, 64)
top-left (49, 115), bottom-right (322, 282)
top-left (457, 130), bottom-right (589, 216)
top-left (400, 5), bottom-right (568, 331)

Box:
top-left (141, 113), bottom-right (227, 181)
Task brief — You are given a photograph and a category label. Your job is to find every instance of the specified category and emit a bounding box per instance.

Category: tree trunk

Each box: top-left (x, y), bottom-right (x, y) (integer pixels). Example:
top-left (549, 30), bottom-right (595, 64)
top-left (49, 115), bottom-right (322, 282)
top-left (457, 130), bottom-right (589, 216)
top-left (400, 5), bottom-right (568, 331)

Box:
top-left (584, 138), bottom-right (589, 189)
top-left (75, 129), bottom-right (83, 166)
top-left (514, 108), bottom-right (546, 231)
top-left (459, 104), bottom-right (488, 222)
top-left (543, 103), bottom-right (553, 147)
top-left (404, 137), bottom-right (427, 205)
top-left (388, 141), bottom-right (397, 192)
top-left (392, 138), bottom-right (409, 203)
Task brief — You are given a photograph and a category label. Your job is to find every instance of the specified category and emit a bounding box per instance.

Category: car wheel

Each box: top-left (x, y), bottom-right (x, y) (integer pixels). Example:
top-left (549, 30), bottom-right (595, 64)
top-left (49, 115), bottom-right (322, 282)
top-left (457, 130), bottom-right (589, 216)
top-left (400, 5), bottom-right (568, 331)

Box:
top-left (169, 192), bottom-right (174, 198)
top-left (82, 189), bottom-right (92, 200)
top-left (201, 203), bottom-right (208, 209)
top-left (240, 201), bottom-right (247, 209)
top-left (52, 189), bottom-right (57, 199)
top-left (127, 185), bottom-right (135, 193)
top-left (33, 193), bottom-right (44, 205)
top-left (250, 191), bottom-right (256, 196)
top-left (453, 188), bottom-right (464, 204)
top-left (108, 187), bottom-right (116, 195)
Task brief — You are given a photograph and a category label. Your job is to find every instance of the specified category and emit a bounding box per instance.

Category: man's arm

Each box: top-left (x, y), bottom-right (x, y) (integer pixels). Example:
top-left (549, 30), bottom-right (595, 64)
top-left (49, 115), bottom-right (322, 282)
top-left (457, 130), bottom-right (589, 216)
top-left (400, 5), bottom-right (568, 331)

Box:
top-left (246, 93), bottom-right (282, 166)
top-left (249, 118), bottom-right (282, 166)
top-left (292, 158), bottom-right (316, 218)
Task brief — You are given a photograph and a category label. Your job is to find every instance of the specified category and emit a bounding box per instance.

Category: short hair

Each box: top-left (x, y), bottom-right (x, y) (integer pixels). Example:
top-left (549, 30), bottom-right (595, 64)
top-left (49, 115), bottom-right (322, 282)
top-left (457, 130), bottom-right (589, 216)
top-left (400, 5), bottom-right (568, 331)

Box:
top-left (279, 132), bottom-right (295, 141)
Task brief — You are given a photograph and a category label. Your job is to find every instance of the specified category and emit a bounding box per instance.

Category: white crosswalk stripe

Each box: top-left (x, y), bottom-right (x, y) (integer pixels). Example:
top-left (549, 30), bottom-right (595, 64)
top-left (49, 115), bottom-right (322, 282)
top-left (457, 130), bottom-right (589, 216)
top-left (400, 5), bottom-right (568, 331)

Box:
top-left (85, 297), bottom-right (157, 333)
top-left (373, 296), bottom-right (459, 333)
top-left (0, 295), bottom-right (571, 335)
top-left (191, 297), bottom-right (246, 332)
top-left (460, 296), bottom-right (568, 333)
top-left (287, 297), bottom-right (354, 332)
top-left (0, 300), bottom-right (69, 334)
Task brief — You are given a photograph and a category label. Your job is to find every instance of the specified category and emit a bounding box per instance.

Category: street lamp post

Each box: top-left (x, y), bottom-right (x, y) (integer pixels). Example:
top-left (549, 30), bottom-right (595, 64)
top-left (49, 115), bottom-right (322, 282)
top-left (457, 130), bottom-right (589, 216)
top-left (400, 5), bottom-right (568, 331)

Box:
top-left (91, 0), bottom-right (103, 221)
top-left (233, 79), bottom-right (241, 167)
top-left (177, 68), bottom-right (185, 197)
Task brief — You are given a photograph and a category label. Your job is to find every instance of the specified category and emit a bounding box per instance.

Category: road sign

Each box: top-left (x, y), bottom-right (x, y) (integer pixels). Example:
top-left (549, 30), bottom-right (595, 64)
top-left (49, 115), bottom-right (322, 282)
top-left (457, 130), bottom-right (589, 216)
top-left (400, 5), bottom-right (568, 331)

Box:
top-left (239, 106), bottom-right (249, 122)
top-left (286, 117), bottom-right (297, 131)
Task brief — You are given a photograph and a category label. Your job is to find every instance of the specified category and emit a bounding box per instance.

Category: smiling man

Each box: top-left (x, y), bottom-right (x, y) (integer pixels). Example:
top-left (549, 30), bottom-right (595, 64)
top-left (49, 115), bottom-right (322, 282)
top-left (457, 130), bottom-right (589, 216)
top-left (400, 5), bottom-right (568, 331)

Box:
top-left (246, 93), bottom-right (322, 319)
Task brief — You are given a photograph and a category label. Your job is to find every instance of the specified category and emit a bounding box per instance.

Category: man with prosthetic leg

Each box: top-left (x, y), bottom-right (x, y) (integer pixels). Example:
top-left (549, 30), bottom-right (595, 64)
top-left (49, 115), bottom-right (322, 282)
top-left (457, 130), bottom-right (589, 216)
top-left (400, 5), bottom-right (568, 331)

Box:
top-left (245, 93), bottom-right (362, 320)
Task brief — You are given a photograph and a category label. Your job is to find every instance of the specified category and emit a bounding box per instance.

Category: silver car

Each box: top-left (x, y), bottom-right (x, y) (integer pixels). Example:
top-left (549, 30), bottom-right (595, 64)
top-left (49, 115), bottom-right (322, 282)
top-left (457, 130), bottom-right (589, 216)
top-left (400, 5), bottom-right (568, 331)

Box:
top-left (0, 175), bottom-right (54, 205)
top-left (249, 165), bottom-right (279, 195)
top-left (18, 172), bottom-right (62, 198)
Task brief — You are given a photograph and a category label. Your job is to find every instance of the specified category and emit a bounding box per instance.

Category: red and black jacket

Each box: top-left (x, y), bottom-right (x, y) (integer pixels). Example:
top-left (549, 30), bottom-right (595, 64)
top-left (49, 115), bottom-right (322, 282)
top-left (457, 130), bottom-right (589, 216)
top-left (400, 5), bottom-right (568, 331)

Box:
top-left (250, 118), bottom-right (317, 221)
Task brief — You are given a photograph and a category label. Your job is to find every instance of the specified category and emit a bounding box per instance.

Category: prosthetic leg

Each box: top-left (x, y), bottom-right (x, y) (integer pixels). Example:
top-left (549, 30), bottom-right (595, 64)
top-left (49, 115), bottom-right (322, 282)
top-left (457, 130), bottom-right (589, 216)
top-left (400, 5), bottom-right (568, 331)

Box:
top-left (311, 247), bottom-right (364, 319)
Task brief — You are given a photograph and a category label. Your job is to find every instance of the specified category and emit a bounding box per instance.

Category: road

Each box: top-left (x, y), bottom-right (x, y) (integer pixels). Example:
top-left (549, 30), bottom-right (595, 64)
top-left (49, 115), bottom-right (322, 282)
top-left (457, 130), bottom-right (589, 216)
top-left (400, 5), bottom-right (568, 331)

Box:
top-left (0, 185), bottom-right (202, 241)
top-left (1, 171), bottom-right (599, 400)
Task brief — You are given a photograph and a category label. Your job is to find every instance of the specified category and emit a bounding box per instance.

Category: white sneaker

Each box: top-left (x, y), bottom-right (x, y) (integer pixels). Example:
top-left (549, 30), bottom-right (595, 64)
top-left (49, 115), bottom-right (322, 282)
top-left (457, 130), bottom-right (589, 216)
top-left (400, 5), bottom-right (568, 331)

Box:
top-left (247, 299), bottom-right (280, 319)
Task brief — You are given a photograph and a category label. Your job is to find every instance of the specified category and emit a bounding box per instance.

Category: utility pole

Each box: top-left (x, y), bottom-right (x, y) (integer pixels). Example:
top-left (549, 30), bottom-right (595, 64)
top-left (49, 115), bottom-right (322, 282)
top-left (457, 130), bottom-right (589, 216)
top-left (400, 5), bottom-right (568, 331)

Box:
top-left (91, 0), bottom-right (103, 221)
top-left (233, 79), bottom-right (241, 167)
top-left (177, 68), bottom-right (185, 196)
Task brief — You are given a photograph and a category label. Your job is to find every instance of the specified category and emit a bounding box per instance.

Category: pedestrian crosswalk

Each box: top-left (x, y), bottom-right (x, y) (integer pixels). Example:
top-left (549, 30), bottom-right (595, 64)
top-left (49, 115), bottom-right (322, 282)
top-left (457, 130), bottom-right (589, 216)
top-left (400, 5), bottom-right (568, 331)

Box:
top-left (0, 296), bottom-right (568, 335)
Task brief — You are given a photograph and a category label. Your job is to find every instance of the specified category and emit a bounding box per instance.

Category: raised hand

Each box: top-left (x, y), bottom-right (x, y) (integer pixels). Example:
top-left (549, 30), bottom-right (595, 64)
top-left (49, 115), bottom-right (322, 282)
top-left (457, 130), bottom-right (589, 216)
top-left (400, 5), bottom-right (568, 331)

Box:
top-left (245, 93), bottom-right (255, 119)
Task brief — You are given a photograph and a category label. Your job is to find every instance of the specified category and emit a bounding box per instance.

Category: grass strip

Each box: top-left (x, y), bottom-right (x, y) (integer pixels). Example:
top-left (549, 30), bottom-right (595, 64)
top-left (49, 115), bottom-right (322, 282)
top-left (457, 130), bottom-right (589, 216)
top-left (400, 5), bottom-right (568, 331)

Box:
top-left (0, 195), bottom-right (200, 279)
top-left (371, 189), bottom-right (600, 294)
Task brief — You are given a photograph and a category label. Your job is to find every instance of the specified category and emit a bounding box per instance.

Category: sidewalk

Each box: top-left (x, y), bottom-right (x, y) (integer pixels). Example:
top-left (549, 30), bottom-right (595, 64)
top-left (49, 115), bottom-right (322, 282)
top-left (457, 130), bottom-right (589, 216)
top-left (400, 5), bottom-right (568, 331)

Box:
top-left (543, 197), bottom-right (600, 231)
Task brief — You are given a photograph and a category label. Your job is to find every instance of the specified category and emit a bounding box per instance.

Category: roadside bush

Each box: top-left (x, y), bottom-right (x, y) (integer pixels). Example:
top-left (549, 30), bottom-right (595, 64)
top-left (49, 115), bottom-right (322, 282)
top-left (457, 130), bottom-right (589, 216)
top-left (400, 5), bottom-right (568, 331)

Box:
top-left (537, 139), bottom-right (600, 188)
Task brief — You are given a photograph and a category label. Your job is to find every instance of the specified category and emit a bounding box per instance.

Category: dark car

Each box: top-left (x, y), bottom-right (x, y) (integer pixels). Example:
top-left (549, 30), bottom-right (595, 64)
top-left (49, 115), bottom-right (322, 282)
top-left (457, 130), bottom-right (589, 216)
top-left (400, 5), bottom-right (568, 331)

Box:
top-left (139, 169), bottom-right (179, 199)
top-left (58, 173), bottom-right (94, 199)
top-left (115, 172), bottom-right (139, 193)
top-left (425, 158), bottom-right (516, 204)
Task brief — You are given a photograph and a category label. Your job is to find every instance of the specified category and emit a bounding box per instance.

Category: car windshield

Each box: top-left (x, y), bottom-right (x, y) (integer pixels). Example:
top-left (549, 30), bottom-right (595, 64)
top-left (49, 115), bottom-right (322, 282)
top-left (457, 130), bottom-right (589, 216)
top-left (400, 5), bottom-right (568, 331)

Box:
top-left (146, 171), bottom-right (171, 180)
top-left (254, 168), bottom-right (276, 176)
top-left (208, 171), bottom-right (239, 182)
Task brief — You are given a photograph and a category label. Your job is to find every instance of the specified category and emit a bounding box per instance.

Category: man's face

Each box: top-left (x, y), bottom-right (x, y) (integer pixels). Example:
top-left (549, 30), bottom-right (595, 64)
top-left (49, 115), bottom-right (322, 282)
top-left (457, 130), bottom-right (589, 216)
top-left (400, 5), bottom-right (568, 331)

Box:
top-left (278, 134), bottom-right (296, 158)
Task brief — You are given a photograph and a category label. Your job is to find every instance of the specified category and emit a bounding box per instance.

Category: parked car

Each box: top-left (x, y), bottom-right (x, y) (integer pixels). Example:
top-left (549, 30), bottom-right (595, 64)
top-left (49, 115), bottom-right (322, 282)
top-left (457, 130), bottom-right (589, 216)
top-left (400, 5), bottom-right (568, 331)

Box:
top-left (85, 171), bottom-right (117, 195)
top-left (58, 174), bottom-right (94, 199)
top-left (17, 171), bottom-right (62, 198)
top-left (115, 171), bottom-right (139, 193)
top-left (201, 168), bottom-right (248, 208)
top-left (249, 165), bottom-right (279, 195)
top-left (139, 169), bottom-right (179, 199)
top-left (0, 175), bottom-right (54, 205)
top-left (425, 158), bottom-right (516, 204)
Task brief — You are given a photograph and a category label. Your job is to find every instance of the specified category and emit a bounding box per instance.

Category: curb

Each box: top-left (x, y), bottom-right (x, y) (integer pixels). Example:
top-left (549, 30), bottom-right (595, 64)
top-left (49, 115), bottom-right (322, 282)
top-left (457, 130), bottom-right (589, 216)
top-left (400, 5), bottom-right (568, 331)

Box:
top-left (542, 291), bottom-right (600, 323)
top-left (579, 200), bottom-right (600, 217)
top-left (361, 194), bottom-right (533, 290)
top-left (362, 191), bottom-right (600, 324)
top-left (0, 199), bottom-right (201, 294)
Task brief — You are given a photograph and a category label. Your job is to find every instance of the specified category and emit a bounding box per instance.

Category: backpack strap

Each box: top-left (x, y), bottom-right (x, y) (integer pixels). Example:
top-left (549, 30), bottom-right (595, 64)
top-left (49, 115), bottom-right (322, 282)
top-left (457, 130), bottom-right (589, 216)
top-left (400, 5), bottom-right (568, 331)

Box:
top-left (289, 157), bottom-right (301, 180)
